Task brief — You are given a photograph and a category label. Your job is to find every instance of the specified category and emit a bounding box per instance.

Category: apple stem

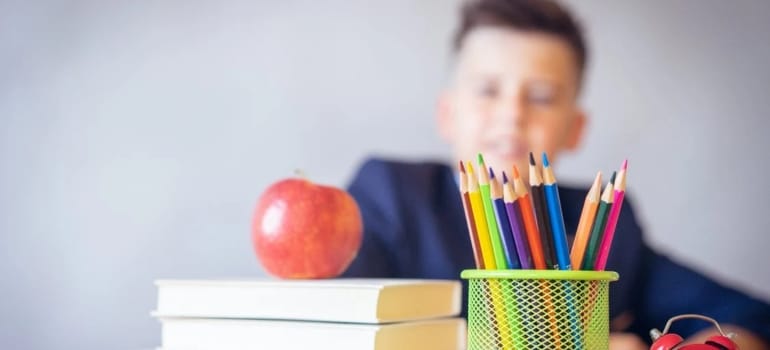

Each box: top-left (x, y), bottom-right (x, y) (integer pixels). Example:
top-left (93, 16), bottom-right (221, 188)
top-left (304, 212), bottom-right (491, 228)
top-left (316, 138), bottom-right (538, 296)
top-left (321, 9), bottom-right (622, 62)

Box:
top-left (294, 169), bottom-right (309, 181)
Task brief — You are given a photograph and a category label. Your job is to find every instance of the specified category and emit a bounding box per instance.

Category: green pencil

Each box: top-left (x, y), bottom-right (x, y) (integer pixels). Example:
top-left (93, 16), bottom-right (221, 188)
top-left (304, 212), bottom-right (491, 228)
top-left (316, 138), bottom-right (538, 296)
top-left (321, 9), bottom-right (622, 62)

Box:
top-left (477, 154), bottom-right (507, 270)
top-left (582, 172), bottom-right (616, 270)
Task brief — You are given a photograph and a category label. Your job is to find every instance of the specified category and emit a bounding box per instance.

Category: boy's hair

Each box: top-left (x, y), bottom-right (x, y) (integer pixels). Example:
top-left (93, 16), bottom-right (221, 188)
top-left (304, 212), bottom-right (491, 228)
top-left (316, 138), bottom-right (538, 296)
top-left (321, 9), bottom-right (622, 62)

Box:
top-left (453, 0), bottom-right (587, 82)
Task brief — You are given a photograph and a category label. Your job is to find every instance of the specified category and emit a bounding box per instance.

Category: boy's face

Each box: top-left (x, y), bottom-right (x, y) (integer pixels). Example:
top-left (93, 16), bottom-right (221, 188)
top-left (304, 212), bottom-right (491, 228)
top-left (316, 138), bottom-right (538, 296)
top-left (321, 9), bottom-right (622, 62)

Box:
top-left (438, 27), bottom-right (586, 180)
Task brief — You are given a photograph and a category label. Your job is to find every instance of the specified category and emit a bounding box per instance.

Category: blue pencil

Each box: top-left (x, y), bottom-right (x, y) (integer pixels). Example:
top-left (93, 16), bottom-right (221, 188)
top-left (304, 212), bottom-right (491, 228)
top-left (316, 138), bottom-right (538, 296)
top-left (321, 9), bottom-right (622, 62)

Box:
top-left (541, 153), bottom-right (571, 271)
top-left (490, 169), bottom-right (520, 269)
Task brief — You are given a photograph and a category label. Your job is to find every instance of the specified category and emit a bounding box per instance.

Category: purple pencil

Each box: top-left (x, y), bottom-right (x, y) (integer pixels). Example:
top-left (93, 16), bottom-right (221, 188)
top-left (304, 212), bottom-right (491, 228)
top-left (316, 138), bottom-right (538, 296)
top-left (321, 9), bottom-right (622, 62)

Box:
top-left (503, 173), bottom-right (533, 269)
top-left (491, 169), bottom-right (521, 269)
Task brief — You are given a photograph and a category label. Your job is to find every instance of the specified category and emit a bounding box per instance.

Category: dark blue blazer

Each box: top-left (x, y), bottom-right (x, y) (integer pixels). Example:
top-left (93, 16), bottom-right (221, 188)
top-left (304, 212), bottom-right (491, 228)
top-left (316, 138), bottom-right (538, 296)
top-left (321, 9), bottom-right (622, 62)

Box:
top-left (342, 158), bottom-right (770, 343)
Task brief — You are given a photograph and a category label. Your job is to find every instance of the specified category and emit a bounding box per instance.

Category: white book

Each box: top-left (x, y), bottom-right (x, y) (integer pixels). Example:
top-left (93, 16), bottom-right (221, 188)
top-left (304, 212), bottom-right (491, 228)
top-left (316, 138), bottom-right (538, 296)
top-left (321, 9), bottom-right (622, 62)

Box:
top-left (158, 317), bottom-right (466, 350)
top-left (154, 278), bottom-right (462, 324)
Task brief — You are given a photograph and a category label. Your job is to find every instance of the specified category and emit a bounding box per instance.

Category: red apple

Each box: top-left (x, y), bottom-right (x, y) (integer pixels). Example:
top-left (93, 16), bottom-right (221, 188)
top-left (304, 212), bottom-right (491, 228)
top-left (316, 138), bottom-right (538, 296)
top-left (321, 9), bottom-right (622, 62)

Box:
top-left (251, 177), bottom-right (363, 279)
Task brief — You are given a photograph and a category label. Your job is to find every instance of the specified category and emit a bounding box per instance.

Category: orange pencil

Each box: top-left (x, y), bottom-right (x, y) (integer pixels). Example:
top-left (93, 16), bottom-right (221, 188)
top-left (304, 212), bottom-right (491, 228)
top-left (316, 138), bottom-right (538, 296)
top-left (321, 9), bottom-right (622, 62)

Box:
top-left (459, 162), bottom-right (484, 269)
top-left (511, 165), bottom-right (547, 270)
top-left (516, 169), bottom-right (560, 346)
top-left (570, 172), bottom-right (602, 270)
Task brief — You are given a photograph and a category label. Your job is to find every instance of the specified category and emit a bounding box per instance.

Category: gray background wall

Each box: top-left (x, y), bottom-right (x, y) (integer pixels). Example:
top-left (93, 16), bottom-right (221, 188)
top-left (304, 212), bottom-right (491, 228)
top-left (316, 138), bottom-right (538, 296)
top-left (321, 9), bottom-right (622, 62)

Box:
top-left (1, 0), bottom-right (769, 348)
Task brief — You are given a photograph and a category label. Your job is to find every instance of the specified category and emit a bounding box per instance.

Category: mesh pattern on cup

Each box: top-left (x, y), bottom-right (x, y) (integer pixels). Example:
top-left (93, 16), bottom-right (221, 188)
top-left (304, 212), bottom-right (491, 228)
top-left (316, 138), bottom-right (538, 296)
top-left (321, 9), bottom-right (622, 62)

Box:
top-left (466, 277), bottom-right (610, 350)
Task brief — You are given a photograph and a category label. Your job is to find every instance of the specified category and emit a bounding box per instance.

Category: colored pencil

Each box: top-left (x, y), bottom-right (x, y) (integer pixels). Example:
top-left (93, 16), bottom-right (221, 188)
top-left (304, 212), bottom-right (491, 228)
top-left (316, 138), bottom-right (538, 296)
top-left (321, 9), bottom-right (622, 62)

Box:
top-left (541, 155), bottom-right (582, 348)
top-left (512, 165), bottom-right (547, 270)
top-left (459, 161), bottom-right (484, 269)
top-left (529, 152), bottom-right (557, 269)
top-left (476, 163), bottom-right (516, 350)
top-left (488, 170), bottom-right (520, 349)
top-left (466, 162), bottom-right (497, 269)
top-left (491, 169), bottom-right (520, 269)
top-left (579, 171), bottom-right (618, 341)
top-left (570, 172), bottom-right (602, 270)
top-left (477, 154), bottom-right (507, 270)
top-left (515, 165), bottom-right (559, 345)
top-left (595, 160), bottom-right (628, 271)
top-left (516, 176), bottom-right (560, 348)
top-left (502, 172), bottom-right (532, 269)
top-left (541, 152), bottom-right (571, 270)
top-left (582, 171), bottom-right (615, 270)
top-left (578, 172), bottom-right (614, 335)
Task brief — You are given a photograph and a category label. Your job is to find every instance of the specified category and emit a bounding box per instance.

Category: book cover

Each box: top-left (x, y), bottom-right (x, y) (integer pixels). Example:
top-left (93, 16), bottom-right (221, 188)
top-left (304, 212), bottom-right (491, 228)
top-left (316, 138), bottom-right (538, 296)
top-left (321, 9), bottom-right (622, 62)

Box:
top-left (154, 278), bottom-right (462, 324)
top-left (158, 317), bottom-right (466, 350)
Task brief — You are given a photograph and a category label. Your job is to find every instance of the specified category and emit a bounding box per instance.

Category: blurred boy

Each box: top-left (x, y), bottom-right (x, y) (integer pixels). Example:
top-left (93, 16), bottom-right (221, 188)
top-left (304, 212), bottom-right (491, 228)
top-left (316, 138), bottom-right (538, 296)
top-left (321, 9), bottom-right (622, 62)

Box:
top-left (342, 0), bottom-right (770, 348)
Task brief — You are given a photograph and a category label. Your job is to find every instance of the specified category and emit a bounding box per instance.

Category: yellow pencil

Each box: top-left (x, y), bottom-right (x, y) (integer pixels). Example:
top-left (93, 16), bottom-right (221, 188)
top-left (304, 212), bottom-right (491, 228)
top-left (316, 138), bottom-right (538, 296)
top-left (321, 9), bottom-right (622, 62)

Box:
top-left (470, 160), bottom-right (513, 350)
top-left (467, 162), bottom-right (497, 269)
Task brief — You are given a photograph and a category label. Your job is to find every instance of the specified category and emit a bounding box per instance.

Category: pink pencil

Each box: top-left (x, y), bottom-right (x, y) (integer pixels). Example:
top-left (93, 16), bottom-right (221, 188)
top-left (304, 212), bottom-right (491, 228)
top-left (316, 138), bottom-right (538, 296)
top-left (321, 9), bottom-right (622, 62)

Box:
top-left (594, 160), bottom-right (628, 271)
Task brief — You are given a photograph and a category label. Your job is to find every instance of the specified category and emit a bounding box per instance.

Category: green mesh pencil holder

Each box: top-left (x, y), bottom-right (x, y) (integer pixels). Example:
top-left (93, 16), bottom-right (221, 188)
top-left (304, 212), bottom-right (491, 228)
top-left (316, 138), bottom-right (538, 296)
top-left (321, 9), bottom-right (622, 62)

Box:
top-left (461, 269), bottom-right (619, 350)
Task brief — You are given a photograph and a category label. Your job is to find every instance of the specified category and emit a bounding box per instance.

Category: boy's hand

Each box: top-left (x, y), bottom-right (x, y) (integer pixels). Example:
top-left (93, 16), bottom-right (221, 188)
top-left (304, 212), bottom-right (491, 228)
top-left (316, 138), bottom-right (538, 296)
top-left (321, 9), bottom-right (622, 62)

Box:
top-left (609, 332), bottom-right (647, 350)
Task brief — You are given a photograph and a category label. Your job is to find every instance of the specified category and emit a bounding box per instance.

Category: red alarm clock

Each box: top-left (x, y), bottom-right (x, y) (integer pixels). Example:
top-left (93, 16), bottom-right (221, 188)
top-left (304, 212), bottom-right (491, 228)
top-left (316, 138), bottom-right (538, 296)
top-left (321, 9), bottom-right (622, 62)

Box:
top-left (649, 314), bottom-right (738, 350)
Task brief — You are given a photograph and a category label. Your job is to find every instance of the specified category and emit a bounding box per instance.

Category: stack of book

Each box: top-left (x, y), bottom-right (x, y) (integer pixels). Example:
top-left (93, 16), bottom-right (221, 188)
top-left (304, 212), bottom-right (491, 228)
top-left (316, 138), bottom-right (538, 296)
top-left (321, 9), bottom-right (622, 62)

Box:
top-left (153, 278), bottom-right (466, 350)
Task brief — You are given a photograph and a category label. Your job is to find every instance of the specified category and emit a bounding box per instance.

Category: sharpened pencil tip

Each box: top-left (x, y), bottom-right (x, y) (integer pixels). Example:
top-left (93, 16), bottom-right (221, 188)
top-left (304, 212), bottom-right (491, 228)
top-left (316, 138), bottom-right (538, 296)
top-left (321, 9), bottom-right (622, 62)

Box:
top-left (502, 171), bottom-right (509, 184)
top-left (466, 161), bottom-right (474, 174)
top-left (459, 161), bottom-right (465, 173)
top-left (610, 171), bottom-right (617, 184)
top-left (529, 152), bottom-right (536, 166)
top-left (621, 159), bottom-right (628, 170)
top-left (477, 153), bottom-right (484, 165)
top-left (512, 165), bottom-right (520, 178)
top-left (593, 171), bottom-right (602, 188)
top-left (489, 167), bottom-right (495, 179)
top-left (542, 152), bottom-right (550, 167)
